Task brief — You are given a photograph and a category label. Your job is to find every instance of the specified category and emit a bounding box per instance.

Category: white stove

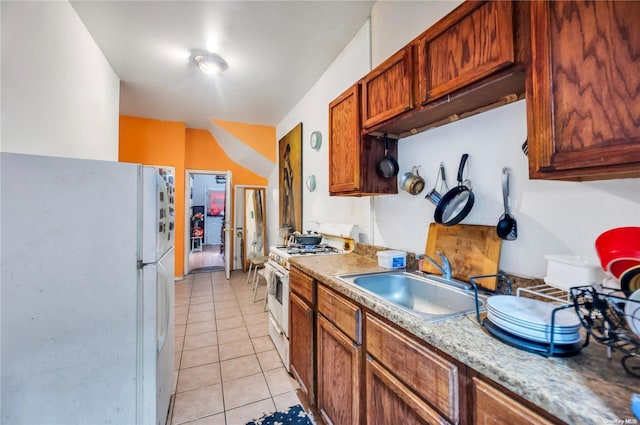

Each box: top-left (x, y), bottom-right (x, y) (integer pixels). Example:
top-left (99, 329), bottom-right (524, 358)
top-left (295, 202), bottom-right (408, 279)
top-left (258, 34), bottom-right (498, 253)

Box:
top-left (268, 244), bottom-right (343, 271)
top-left (265, 224), bottom-right (358, 370)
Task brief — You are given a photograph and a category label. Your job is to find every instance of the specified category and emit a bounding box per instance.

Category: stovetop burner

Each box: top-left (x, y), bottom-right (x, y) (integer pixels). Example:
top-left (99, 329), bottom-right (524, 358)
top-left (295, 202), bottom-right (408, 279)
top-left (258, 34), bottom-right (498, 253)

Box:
top-left (276, 243), bottom-right (341, 256)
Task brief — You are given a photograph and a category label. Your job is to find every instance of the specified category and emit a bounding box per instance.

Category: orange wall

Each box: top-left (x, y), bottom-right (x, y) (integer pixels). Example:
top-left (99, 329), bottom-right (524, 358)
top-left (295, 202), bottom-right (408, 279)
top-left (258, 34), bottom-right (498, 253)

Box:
top-left (119, 115), bottom-right (275, 277)
top-left (119, 116), bottom-right (187, 276)
top-left (185, 128), bottom-right (270, 269)
top-left (185, 128), bottom-right (269, 185)
top-left (211, 119), bottom-right (277, 163)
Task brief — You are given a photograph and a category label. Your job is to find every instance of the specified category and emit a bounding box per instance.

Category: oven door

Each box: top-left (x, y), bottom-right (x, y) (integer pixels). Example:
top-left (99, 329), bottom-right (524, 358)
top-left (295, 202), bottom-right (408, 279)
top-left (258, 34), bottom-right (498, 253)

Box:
top-left (265, 262), bottom-right (289, 336)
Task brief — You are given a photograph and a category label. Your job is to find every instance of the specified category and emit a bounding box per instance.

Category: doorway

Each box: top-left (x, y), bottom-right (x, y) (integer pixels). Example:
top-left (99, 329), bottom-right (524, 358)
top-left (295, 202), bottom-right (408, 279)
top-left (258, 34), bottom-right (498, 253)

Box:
top-left (185, 170), bottom-right (232, 277)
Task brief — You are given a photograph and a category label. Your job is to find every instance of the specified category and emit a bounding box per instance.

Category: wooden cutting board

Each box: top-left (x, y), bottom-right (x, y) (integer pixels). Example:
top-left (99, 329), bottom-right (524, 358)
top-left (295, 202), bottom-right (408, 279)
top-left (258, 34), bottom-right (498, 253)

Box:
top-left (421, 223), bottom-right (503, 290)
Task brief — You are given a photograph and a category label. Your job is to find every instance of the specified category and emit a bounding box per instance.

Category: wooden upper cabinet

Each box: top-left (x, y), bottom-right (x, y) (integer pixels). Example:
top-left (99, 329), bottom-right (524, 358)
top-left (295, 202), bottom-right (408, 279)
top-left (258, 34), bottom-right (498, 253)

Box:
top-left (329, 85), bottom-right (399, 196)
top-left (527, 0), bottom-right (640, 180)
top-left (417, 1), bottom-right (515, 105)
top-left (329, 84), bottom-right (361, 194)
top-left (361, 48), bottom-right (414, 129)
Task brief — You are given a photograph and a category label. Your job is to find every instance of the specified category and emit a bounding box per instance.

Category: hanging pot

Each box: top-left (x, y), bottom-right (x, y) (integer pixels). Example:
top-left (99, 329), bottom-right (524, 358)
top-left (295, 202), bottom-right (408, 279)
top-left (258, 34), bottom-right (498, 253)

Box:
top-left (376, 134), bottom-right (399, 179)
top-left (399, 166), bottom-right (425, 195)
top-left (434, 154), bottom-right (474, 226)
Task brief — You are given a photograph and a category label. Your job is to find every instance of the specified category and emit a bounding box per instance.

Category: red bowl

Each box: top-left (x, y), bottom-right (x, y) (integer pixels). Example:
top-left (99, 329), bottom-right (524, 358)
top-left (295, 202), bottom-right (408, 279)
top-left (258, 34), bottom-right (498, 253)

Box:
top-left (595, 227), bottom-right (640, 274)
top-left (609, 258), bottom-right (640, 279)
top-left (620, 265), bottom-right (640, 292)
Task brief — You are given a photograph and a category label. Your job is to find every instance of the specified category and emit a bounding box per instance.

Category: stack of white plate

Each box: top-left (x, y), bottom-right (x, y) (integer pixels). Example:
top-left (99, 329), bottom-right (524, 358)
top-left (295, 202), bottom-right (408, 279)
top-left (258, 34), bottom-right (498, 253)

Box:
top-left (487, 295), bottom-right (582, 344)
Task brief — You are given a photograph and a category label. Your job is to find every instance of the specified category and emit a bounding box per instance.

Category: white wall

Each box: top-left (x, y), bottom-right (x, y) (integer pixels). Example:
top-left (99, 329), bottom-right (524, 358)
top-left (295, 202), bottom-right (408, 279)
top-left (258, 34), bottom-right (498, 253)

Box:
top-left (1, 1), bottom-right (119, 160)
top-left (370, 1), bottom-right (461, 67)
top-left (276, 1), bottom-right (640, 279)
top-left (271, 20), bottom-right (373, 245)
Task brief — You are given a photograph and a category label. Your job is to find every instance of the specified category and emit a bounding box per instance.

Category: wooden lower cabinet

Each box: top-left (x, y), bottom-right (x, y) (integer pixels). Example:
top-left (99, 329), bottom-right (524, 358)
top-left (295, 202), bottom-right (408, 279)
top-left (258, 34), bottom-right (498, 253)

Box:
top-left (365, 313), bottom-right (460, 424)
top-left (472, 377), bottom-right (556, 425)
top-left (366, 355), bottom-right (449, 425)
top-left (289, 292), bottom-right (315, 404)
top-left (290, 269), bottom-right (564, 425)
top-left (316, 314), bottom-right (361, 425)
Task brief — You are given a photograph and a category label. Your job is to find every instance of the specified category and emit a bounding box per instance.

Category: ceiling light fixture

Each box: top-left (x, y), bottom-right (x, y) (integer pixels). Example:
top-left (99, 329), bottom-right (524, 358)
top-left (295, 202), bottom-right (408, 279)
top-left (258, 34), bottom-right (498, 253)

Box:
top-left (193, 52), bottom-right (228, 75)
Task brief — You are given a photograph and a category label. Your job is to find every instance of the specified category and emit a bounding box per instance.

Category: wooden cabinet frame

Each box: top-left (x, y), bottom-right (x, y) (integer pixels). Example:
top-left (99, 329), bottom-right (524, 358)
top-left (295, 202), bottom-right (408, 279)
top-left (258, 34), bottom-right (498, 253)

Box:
top-left (361, 48), bottom-right (414, 129)
top-left (316, 314), bottom-right (362, 425)
top-left (416, 1), bottom-right (515, 104)
top-left (527, 0), bottom-right (640, 180)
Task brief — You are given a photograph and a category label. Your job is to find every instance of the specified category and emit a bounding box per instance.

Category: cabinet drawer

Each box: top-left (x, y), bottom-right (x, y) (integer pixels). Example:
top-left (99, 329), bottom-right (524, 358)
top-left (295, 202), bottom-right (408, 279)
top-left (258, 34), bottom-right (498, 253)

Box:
top-left (365, 313), bottom-right (459, 423)
top-left (472, 377), bottom-right (555, 425)
top-left (366, 355), bottom-right (449, 425)
top-left (317, 284), bottom-right (362, 344)
top-left (290, 267), bottom-right (314, 305)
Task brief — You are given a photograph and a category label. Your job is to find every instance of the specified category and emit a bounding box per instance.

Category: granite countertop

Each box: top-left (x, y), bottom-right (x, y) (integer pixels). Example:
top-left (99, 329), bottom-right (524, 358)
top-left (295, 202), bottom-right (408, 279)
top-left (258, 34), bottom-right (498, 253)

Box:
top-left (289, 252), bottom-right (640, 425)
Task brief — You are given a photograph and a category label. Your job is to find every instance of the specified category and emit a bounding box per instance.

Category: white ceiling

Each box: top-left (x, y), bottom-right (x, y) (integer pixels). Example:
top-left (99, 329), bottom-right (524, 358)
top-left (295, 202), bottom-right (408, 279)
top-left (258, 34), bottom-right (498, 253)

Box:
top-left (71, 1), bottom-right (375, 130)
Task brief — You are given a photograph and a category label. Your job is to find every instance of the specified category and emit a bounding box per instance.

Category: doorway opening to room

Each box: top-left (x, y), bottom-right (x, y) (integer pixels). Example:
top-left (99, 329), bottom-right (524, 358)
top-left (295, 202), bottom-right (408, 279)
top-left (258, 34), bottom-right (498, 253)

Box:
top-left (185, 170), bottom-right (232, 277)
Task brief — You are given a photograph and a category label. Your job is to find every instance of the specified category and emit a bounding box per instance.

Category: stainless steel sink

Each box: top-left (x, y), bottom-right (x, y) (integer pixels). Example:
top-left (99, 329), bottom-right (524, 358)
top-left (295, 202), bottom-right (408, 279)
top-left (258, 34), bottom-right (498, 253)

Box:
top-left (337, 271), bottom-right (486, 322)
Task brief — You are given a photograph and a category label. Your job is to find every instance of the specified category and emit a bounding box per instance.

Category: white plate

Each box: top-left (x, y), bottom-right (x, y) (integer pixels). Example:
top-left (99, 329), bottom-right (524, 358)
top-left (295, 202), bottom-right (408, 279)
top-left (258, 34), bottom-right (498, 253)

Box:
top-left (487, 311), bottom-right (582, 344)
top-left (487, 305), bottom-right (581, 332)
top-left (487, 295), bottom-right (581, 328)
top-left (625, 289), bottom-right (640, 336)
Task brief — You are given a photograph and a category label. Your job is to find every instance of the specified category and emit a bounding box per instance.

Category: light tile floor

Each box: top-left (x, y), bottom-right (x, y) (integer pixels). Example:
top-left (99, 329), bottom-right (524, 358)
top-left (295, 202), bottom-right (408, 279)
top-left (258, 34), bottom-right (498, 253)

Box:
top-left (171, 270), bottom-right (302, 425)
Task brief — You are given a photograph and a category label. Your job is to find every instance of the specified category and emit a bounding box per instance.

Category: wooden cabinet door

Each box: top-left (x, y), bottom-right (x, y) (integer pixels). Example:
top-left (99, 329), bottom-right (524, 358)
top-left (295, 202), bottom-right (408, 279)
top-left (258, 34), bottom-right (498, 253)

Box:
top-left (528, 1), bottom-right (640, 180)
top-left (366, 313), bottom-right (460, 424)
top-left (417, 1), bottom-right (515, 104)
top-left (316, 314), bottom-right (361, 425)
top-left (289, 292), bottom-right (315, 404)
top-left (329, 84), bottom-right (361, 194)
top-left (361, 48), bottom-right (414, 129)
top-left (472, 378), bottom-right (554, 425)
top-left (365, 355), bottom-right (449, 425)
top-left (329, 85), bottom-right (399, 196)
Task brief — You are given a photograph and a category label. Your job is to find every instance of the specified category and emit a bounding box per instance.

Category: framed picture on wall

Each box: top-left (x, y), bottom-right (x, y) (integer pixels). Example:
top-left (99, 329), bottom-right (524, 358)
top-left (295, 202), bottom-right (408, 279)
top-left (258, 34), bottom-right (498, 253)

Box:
top-left (279, 123), bottom-right (302, 232)
top-left (207, 189), bottom-right (225, 217)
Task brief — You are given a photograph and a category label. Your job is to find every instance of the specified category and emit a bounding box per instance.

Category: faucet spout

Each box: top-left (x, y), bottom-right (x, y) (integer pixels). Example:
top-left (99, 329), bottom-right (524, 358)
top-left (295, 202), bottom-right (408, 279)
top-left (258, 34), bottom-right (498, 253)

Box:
top-left (424, 251), bottom-right (452, 280)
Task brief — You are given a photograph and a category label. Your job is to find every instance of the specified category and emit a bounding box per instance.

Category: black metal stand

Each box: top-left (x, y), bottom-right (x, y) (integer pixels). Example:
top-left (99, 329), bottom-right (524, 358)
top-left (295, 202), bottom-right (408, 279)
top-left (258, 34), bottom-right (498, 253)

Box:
top-left (469, 274), bottom-right (587, 358)
top-left (570, 286), bottom-right (640, 377)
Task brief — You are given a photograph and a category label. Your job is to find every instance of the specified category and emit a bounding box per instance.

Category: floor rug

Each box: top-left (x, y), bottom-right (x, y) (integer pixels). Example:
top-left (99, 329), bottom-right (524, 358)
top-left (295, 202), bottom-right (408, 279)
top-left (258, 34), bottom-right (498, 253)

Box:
top-left (245, 404), bottom-right (314, 425)
top-left (190, 266), bottom-right (225, 273)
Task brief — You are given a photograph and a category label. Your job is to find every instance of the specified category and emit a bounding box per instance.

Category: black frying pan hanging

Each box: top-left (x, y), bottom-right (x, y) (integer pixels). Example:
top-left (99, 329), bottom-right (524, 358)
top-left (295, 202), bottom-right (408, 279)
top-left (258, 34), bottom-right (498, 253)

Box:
top-left (434, 153), bottom-right (474, 226)
top-left (376, 134), bottom-right (399, 179)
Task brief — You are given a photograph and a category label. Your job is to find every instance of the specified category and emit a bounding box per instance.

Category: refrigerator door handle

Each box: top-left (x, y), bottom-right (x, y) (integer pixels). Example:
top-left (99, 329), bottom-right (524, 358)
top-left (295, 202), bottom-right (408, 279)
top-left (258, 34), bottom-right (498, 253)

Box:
top-left (156, 260), bottom-right (171, 353)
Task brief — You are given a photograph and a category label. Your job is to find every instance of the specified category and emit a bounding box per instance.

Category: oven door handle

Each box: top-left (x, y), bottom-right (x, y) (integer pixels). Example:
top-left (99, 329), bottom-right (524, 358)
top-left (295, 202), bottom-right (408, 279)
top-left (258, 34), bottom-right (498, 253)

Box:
top-left (269, 313), bottom-right (286, 336)
top-left (265, 261), bottom-right (287, 279)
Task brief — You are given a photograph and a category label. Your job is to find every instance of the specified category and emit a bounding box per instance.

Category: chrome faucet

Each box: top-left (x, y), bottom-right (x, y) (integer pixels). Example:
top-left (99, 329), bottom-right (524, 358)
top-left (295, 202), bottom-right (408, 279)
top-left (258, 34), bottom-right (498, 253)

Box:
top-left (424, 251), bottom-right (452, 280)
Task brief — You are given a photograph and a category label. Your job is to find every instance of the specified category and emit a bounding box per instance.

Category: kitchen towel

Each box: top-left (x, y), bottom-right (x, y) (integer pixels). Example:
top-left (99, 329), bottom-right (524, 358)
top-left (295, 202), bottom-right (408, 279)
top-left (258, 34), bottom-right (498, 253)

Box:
top-left (264, 267), bottom-right (277, 296)
top-left (245, 404), bottom-right (314, 425)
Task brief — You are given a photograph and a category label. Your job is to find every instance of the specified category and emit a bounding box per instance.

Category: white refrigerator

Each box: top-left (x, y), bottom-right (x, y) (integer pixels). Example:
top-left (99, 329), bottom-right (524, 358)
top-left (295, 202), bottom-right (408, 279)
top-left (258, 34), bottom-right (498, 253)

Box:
top-left (1, 152), bottom-right (176, 425)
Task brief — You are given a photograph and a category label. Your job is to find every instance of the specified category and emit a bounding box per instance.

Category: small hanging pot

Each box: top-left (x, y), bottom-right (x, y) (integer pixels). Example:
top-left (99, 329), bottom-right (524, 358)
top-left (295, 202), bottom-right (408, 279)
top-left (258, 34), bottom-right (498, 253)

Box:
top-left (434, 153), bottom-right (475, 226)
top-left (376, 134), bottom-right (399, 179)
top-left (399, 166), bottom-right (425, 195)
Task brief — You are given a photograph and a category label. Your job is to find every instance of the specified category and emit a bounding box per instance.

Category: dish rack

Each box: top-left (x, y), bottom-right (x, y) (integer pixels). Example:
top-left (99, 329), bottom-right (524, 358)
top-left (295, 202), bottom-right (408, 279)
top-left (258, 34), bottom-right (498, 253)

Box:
top-left (468, 275), bottom-right (584, 358)
top-left (569, 286), bottom-right (640, 377)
